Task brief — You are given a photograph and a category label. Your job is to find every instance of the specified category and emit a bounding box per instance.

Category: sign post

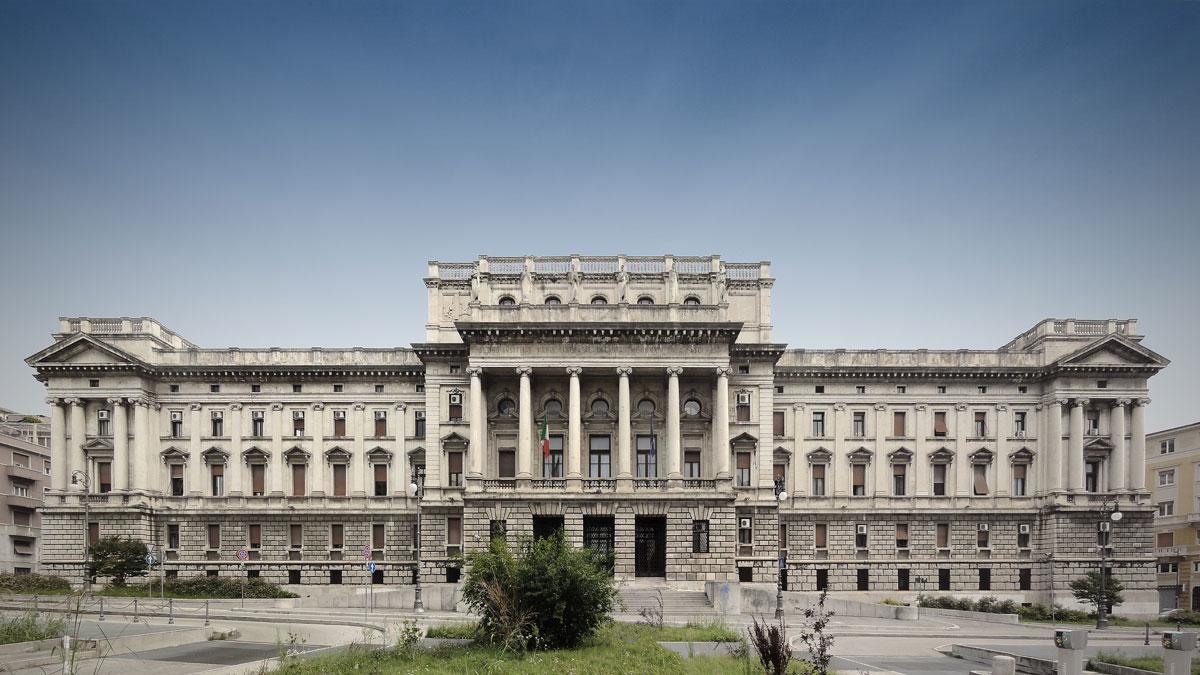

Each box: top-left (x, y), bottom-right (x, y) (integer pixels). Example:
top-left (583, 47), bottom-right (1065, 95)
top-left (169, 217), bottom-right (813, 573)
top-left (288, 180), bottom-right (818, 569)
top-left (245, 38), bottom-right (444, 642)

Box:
top-left (362, 546), bottom-right (373, 617)
top-left (237, 548), bottom-right (249, 609)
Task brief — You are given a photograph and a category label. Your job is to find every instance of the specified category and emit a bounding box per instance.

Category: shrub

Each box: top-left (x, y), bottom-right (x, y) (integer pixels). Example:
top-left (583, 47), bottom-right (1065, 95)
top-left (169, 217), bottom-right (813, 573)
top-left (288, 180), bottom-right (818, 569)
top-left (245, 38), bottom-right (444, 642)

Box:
top-left (749, 615), bottom-right (793, 675)
top-left (88, 536), bottom-right (148, 586)
top-left (1070, 571), bottom-right (1124, 614)
top-left (108, 576), bottom-right (297, 598)
top-left (462, 533), bottom-right (618, 651)
top-left (1165, 610), bottom-right (1200, 625)
top-left (0, 612), bottom-right (66, 645)
top-left (425, 622), bottom-right (479, 639)
top-left (0, 573), bottom-right (72, 595)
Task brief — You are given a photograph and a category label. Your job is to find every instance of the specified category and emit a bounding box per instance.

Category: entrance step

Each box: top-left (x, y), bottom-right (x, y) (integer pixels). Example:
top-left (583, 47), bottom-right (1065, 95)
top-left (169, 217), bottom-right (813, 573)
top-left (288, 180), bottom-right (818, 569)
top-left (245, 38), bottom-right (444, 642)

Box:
top-left (618, 586), bottom-right (716, 616)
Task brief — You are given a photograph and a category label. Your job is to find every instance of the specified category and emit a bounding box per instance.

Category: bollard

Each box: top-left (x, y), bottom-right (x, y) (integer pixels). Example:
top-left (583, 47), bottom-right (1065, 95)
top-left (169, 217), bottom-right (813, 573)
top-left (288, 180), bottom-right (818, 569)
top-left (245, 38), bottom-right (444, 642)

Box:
top-left (99, 596), bottom-right (105, 621)
top-left (33, 594), bottom-right (38, 616)
top-left (204, 599), bottom-right (210, 626)
top-left (1147, 621), bottom-right (1152, 646)
top-left (168, 598), bottom-right (174, 624)
top-left (991, 654), bottom-right (1016, 675)
top-left (134, 597), bottom-right (139, 622)
top-left (1054, 629), bottom-right (1088, 675)
top-left (62, 635), bottom-right (71, 674)
top-left (1162, 632), bottom-right (1196, 675)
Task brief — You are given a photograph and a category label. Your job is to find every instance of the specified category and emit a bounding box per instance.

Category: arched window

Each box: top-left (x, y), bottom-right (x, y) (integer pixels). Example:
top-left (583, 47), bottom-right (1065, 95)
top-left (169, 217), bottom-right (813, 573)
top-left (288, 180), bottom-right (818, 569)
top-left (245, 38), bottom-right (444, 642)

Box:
top-left (637, 398), bottom-right (656, 416)
top-left (497, 398), bottom-right (517, 416)
top-left (591, 398), bottom-right (609, 415)
top-left (544, 296), bottom-right (561, 305)
top-left (636, 296), bottom-right (654, 305)
top-left (544, 399), bottom-right (563, 416)
top-left (498, 296), bottom-right (517, 306)
top-left (590, 296), bottom-right (608, 305)
top-left (683, 296), bottom-right (701, 306)
top-left (683, 399), bottom-right (702, 416)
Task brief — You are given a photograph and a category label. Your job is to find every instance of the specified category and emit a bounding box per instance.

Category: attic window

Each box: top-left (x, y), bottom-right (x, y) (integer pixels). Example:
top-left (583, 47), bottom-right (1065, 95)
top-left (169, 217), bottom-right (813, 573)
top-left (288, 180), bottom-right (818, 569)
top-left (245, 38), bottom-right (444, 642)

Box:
top-left (293, 384), bottom-right (302, 393)
top-left (1018, 386), bottom-right (1027, 394)
top-left (333, 384), bottom-right (343, 393)
top-left (89, 379), bottom-right (100, 388)
top-left (739, 365), bottom-right (750, 374)
top-left (251, 384), bottom-right (261, 393)
top-left (170, 385), bottom-right (179, 393)
top-left (1097, 380), bottom-right (1108, 389)
top-left (978, 386), bottom-right (988, 394)
top-left (210, 384), bottom-right (220, 393)
top-left (375, 385), bottom-right (385, 393)
top-left (814, 386), bottom-right (824, 394)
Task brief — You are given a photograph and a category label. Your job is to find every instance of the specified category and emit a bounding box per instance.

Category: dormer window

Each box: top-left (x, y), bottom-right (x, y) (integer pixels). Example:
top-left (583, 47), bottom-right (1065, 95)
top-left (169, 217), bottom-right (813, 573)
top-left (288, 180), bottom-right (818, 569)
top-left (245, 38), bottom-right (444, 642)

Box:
top-left (498, 296), bottom-right (516, 306)
top-left (590, 296), bottom-right (608, 305)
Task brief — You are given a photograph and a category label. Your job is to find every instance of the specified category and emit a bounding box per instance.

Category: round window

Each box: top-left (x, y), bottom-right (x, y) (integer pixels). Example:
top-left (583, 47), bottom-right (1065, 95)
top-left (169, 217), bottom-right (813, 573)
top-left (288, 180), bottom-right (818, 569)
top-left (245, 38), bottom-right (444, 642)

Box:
top-left (683, 399), bottom-right (701, 416)
top-left (591, 398), bottom-right (609, 415)
top-left (683, 296), bottom-right (701, 306)
top-left (498, 296), bottom-right (516, 306)
top-left (544, 399), bottom-right (563, 416)
top-left (590, 296), bottom-right (608, 305)
top-left (544, 296), bottom-right (561, 305)
top-left (497, 398), bottom-right (516, 415)
top-left (636, 296), bottom-right (654, 305)
top-left (638, 398), bottom-right (656, 415)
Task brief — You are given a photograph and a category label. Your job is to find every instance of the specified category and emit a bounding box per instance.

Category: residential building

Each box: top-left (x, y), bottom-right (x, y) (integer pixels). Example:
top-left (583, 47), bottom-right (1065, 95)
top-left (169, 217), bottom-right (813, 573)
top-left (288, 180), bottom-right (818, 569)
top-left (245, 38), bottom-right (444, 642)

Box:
top-left (1, 421), bottom-right (50, 573)
top-left (1147, 421), bottom-right (1200, 610)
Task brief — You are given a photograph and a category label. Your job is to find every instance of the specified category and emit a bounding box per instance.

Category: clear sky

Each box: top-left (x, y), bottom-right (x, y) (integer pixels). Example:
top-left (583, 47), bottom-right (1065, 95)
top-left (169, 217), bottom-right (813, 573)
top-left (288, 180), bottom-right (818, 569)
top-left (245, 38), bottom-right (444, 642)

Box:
top-left (1, 0), bottom-right (1196, 431)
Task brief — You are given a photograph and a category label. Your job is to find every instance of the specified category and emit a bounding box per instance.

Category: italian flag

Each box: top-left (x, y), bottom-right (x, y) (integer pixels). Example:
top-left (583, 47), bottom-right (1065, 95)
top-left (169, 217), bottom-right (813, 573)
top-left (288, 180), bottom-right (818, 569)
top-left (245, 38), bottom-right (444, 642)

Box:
top-left (539, 414), bottom-right (551, 458)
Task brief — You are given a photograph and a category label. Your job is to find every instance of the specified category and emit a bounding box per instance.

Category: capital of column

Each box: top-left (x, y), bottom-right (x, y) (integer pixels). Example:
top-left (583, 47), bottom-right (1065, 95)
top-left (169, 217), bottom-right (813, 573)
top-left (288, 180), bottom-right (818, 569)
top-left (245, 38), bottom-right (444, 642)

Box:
top-left (395, 403), bottom-right (407, 411)
top-left (994, 403), bottom-right (1008, 411)
top-left (793, 403), bottom-right (806, 411)
top-left (615, 366), bottom-right (633, 377)
top-left (64, 397), bottom-right (82, 407)
top-left (833, 403), bottom-right (847, 411)
top-left (151, 402), bottom-right (162, 410)
top-left (229, 403), bottom-right (243, 411)
top-left (312, 402), bottom-right (325, 411)
top-left (106, 397), bottom-right (124, 407)
top-left (465, 366), bottom-right (483, 377)
top-left (515, 367), bottom-right (533, 377)
top-left (1052, 398), bottom-right (1069, 407)
top-left (915, 404), bottom-right (928, 411)
top-left (1135, 398), bottom-right (1151, 407)
top-left (565, 367), bottom-right (582, 377)
top-left (1113, 399), bottom-right (1131, 408)
top-left (954, 402), bottom-right (968, 411)
top-left (352, 402), bottom-right (366, 411)
top-left (1072, 398), bottom-right (1090, 408)
top-left (873, 403), bottom-right (887, 412)
top-left (190, 402), bottom-right (203, 411)
top-left (715, 366), bottom-right (733, 377)
top-left (45, 397), bottom-right (61, 407)
top-left (665, 366), bottom-right (683, 377)
top-left (271, 403), bottom-right (285, 411)
top-left (1035, 404), bottom-right (1044, 411)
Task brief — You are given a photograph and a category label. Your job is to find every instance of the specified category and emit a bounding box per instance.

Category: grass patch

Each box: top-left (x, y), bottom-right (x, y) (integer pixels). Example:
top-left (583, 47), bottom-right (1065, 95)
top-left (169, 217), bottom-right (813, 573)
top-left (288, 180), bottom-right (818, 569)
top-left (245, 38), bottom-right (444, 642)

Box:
top-left (425, 622), bottom-right (479, 639)
top-left (275, 621), bottom-right (817, 674)
top-left (0, 612), bottom-right (67, 645)
top-left (652, 620), bottom-right (742, 643)
top-left (98, 577), bottom-right (297, 599)
top-left (0, 573), bottom-right (72, 595)
top-left (1091, 650), bottom-right (1200, 675)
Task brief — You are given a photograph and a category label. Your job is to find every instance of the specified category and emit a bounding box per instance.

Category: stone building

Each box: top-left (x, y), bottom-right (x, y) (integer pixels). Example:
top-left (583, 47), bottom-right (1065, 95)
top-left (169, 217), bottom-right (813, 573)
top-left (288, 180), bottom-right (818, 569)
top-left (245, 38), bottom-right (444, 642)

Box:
top-left (1147, 421), bottom-right (1200, 611)
top-left (26, 255), bottom-right (1167, 611)
top-left (1, 420), bottom-right (50, 573)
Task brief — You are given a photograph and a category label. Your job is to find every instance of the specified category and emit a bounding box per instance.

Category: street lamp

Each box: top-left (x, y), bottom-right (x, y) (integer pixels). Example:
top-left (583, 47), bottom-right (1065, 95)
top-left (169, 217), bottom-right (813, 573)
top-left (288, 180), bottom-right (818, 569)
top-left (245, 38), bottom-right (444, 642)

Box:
top-left (776, 489), bottom-right (788, 620)
top-left (71, 470), bottom-right (91, 594)
top-left (1097, 499), bottom-right (1122, 629)
top-left (409, 480), bottom-right (424, 614)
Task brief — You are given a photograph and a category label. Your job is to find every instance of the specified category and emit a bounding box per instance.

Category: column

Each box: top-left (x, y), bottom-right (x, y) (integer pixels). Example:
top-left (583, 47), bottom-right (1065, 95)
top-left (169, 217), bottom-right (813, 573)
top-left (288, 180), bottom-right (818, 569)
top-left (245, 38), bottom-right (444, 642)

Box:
top-left (1046, 400), bottom-right (1064, 492)
top-left (954, 404), bottom-right (969, 496)
top-left (616, 367), bottom-right (633, 481)
top-left (352, 403), bottom-right (365, 496)
top-left (758, 383), bottom-right (774, 489)
top-left (467, 367), bottom-right (485, 481)
top-left (49, 399), bottom-right (67, 492)
top-left (1068, 399), bottom-right (1087, 491)
top-left (68, 398), bottom-right (85, 490)
top-left (791, 402), bottom-right (805, 495)
top-left (395, 403), bottom-right (409, 496)
top-left (109, 398), bottom-right (129, 491)
top-left (873, 403), bottom-right (888, 496)
top-left (189, 403), bottom-right (204, 495)
top-left (270, 404), bottom-right (284, 495)
top-left (131, 400), bottom-right (149, 492)
top-left (665, 367), bottom-right (682, 480)
top-left (1110, 400), bottom-right (1129, 492)
top-left (914, 405), bottom-right (928, 496)
top-left (311, 403), bottom-right (325, 496)
top-left (1130, 399), bottom-right (1148, 491)
top-left (566, 367), bottom-right (582, 484)
top-left (832, 404), bottom-right (846, 496)
top-left (995, 404), bottom-right (1009, 497)
top-left (517, 367), bottom-right (533, 479)
top-left (228, 404), bottom-right (244, 496)
top-left (713, 368), bottom-right (731, 480)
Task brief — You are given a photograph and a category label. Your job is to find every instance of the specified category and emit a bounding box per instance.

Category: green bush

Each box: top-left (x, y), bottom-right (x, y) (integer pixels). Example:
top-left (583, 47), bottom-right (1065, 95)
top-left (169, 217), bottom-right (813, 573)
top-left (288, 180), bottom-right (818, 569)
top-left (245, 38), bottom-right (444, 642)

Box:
top-left (88, 536), bottom-right (149, 585)
top-left (105, 576), bottom-right (297, 599)
top-left (1165, 610), bottom-right (1200, 626)
top-left (916, 594), bottom-right (1094, 623)
top-left (426, 622), bottom-right (479, 639)
top-left (462, 533), bottom-right (618, 651)
top-left (0, 573), bottom-right (72, 595)
top-left (0, 612), bottom-right (66, 645)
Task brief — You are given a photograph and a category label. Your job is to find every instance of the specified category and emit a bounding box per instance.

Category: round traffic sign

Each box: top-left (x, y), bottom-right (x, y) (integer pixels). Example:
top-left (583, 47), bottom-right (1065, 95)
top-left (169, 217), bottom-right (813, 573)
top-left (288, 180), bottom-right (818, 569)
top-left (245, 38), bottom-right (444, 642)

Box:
top-left (236, 548), bottom-right (249, 561)
top-left (367, 561), bottom-right (377, 573)
top-left (145, 554), bottom-right (157, 566)
top-left (361, 545), bottom-right (372, 560)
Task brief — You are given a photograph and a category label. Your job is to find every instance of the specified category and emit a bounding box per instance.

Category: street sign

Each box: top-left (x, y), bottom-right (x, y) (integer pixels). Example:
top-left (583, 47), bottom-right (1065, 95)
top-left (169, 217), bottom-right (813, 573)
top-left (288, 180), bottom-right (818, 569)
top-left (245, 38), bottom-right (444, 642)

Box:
top-left (236, 548), bottom-right (249, 561)
top-left (145, 554), bottom-right (157, 566)
top-left (361, 545), bottom-right (372, 560)
top-left (367, 561), bottom-right (377, 573)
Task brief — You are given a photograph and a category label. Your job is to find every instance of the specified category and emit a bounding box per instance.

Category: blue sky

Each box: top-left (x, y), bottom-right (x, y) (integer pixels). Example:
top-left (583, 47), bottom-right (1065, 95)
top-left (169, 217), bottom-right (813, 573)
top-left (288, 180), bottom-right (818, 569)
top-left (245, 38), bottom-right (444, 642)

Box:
top-left (1, 0), bottom-right (1197, 430)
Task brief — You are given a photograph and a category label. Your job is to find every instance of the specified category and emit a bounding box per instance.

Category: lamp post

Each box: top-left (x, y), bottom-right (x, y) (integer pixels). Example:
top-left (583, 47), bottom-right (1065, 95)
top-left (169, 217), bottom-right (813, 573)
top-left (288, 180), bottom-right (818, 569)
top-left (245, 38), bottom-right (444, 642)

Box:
top-left (1097, 499), bottom-right (1122, 630)
top-left (776, 489), bottom-right (788, 620)
top-left (71, 470), bottom-right (91, 594)
top-left (1039, 552), bottom-right (1055, 624)
top-left (409, 480), bottom-right (424, 613)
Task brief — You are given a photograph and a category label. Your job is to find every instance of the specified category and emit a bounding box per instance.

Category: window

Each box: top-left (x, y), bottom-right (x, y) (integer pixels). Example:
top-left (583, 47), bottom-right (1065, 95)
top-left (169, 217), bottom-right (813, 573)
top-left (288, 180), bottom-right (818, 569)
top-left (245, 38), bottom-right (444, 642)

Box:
top-left (447, 517), bottom-right (462, 554)
top-left (898, 568), bottom-right (910, 591)
top-left (977, 524), bottom-right (990, 548)
top-left (1019, 568), bottom-right (1032, 591)
top-left (979, 568), bottom-right (991, 591)
top-left (330, 570), bottom-right (342, 584)
top-left (210, 463), bottom-right (224, 496)
top-left (736, 452), bottom-right (751, 487)
top-left (855, 524), bottom-right (868, 548)
top-left (636, 435), bottom-right (657, 478)
top-left (499, 398), bottom-right (517, 416)
top-left (974, 411), bottom-right (987, 437)
top-left (414, 411), bottom-right (426, 438)
top-left (416, 384), bottom-right (425, 393)
top-left (1018, 524), bottom-right (1031, 549)
top-left (851, 463), bottom-right (866, 496)
top-left (938, 568), bottom-right (951, 590)
top-left (1161, 439), bottom-right (1176, 454)
top-left (544, 435), bottom-right (564, 478)
top-left (589, 435), bottom-right (611, 478)
top-left (251, 464), bottom-right (265, 496)
top-left (11, 481), bottom-right (29, 497)
top-left (1085, 461), bottom-right (1100, 492)
top-left (292, 384), bottom-right (302, 393)
top-left (812, 411), bottom-right (826, 437)
top-left (170, 384), bottom-right (180, 393)
top-left (372, 523), bottom-right (385, 550)
top-left (937, 385), bottom-right (946, 394)
top-left (811, 464), bottom-right (826, 496)
top-left (208, 524), bottom-right (221, 549)
top-left (932, 463), bottom-right (947, 496)
top-left (683, 296), bottom-right (701, 305)
top-left (692, 521), bottom-right (710, 553)
top-left (814, 523), bottom-right (827, 549)
top-left (773, 463), bottom-right (786, 494)
top-left (292, 411), bottom-right (305, 436)
top-left (592, 398), bottom-right (611, 415)
top-left (97, 410), bottom-right (111, 436)
top-left (170, 411), bottom-right (183, 438)
top-left (779, 522), bottom-right (787, 548)
top-left (590, 296), bottom-right (607, 305)
top-left (333, 410), bottom-right (346, 437)
top-left (1087, 410), bottom-right (1100, 435)
top-left (251, 411), bottom-right (265, 437)
top-left (1160, 563), bottom-right (1179, 574)
top-left (1014, 412), bottom-right (1027, 436)
top-left (738, 516), bottom-right (753, 547)
top-left (290, 524), bottom-right (302, 549)
top-left (739, 365), bottom-right (750, 374)
top-left (249, 523), bottom-right (262, 550)
top-left (892, 463), bottom-right (907, 496)
top-left (736, 395), bottom-right (750, 422)
top-left (170, 464), bottom-right (184, 496)
top-left (544, 296), bottom-right (561, 305)
top-left (211, 411), bottom-right (223, 437)
top-left (636, 296), bottom-right (654, 305)
top-left (89, 379), bottom-right (100, 388)
top-left (978, 386), bottom-right (988, 394)
top-left (544, 399), bottom-right (563, 416)
top-left (374, 384), bottom-right (385, 393)
top-left (936, 523), bottom-right (950, 549)
top-left (490, 520), bottom-right (506, 541)
top-left (374, 410), bottom-right (387, 437)
top-left (895, 523), bottom-right (909, 548)
top-left (896, 385), bottom-right (907, 394)
top-left (1012, 464), bottom-right (1028, 496)
top-left (11, 508), bottom-right (32, 526)
top-left (933, 411), bottom-right (948, 437)
top-left (96, 461), bottom-right (111, 493)
top-left (210, 384), bottom-right (220, 393)
top-left (448, 392), bottom-right (463, 422)
top-left (167, 524), bottom-right (180, 549)
top-left (973, 464), bottom-right (989, 496)
top-left (12, 453), bottom-right (29, 469)
top-left (893, 411), bottom-right (906, 437)
top-left (1018, 385), bottom-right (1027, 393)
top-left (684, 450), bottom-right (701, 478)
top-left (251, 384), bottom-right (261, 393)
top-left (857, 568), bottom-right (869, 591)
top-left (333, 463), bottom-right (347, 496)
top-left (851, 385), bottom-right (864, 395)
top-left (814, 385), bottom-right (824, 394)
top-left (330, 524), bottom-right (344, 549)
top-left (498, 449), bottom-right (516, 478)
top-left (1158, 501), bottom-right (1175, 517)
top-left (498, 296), bottom-right (516, 306)
top-left (374, 464), bottom-right (388, 496)
top-left (448, 452), bottom-right (463, 487)
top-left (773, 411), bottom-right (786, 436)
top-left (291, 463), bottom-right (306, 496)
top-left (43, 460), bottom-right (51, 475)
top-left (816, 569), bottom-right (828, 590)
top-left (852, 412), bottom-right (865, 437)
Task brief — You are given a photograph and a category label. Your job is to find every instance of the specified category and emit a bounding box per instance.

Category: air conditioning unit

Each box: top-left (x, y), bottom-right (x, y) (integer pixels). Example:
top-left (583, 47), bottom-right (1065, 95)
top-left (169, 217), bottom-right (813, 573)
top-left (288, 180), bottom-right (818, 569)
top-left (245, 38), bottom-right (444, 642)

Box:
top-left (293, 411), bottom-right (304, 419)
top-left (375, 410), bottom-right (387, 420)
top-left (856, 524), bottom-right (868, 535)
top-left (449, 392), bottom-right (463, 405)
top-left (211, 411), bottom-right (223, 420)
top-left (1015, 430), bottom-right (1026, 438)
top-left (415, 411), bottom-right (426, 419)
top-left (252, 411), bottom-right (264, 420)
top-left (170, 411), bottom-right (182, 422)
top-left (1098, 521), bottom-right (1112, 532)
top-left (97, 410), bottom-right (110, 421)
top-left (978, 523), bottom-right (990, 532)
top-left (739, 518), bottom-right (752, 529)
top-left (334, 410), bottom-right (346, 420)
top-left (736, 392), bottom-right (751, 405)
top-left (1018, 524), bottom-right (1031, 534)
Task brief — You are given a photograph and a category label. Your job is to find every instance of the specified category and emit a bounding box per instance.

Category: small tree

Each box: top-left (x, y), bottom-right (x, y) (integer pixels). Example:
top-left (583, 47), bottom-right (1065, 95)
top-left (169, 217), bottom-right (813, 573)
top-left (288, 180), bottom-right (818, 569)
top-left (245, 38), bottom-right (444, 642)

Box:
top-left (796, 590), bottom-right (836, 675)
top-left (1070, 571), bottom-right (1124, 614)
top-left (749, 615), bottom-right (793, 675)
top-left (88, 536), bottom-right (148, 586)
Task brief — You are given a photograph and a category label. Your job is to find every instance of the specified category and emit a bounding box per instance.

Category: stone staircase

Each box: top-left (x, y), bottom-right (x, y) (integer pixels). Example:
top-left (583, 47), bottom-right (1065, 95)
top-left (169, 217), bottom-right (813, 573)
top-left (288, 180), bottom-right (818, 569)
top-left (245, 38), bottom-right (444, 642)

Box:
top-left (617, 584), bottom-right (717, 618)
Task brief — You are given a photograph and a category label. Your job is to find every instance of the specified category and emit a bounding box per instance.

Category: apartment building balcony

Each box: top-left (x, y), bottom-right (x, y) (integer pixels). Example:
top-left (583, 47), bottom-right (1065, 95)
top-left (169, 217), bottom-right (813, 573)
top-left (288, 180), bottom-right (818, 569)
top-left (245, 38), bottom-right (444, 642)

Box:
top-left (1156, 546), bottom-right (1188, 557)
top-left (3, 463), bottom-right (46, 483)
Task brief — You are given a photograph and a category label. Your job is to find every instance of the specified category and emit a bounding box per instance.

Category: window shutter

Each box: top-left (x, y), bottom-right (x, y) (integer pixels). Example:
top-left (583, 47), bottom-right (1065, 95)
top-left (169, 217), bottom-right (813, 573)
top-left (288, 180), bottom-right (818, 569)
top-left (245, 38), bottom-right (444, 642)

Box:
top-left (208, 524), bottom-right (220, 549)
top-left (934, 412), bottom-right (948, 434)
top-left (292, 464), bottom-right (305, 496)
top-left (1013, 464), bottom-right (1027, 480)
top-left (896, 523), bottom-right (909, 540)
top-left (893, 463), bottom-right (906, 476)
top-left (893, 411), bottom-right (905, 437)
top-left (98, 462), bottom-right (112, 486)
top-left (812, 464), bottom-right (825, 479)
top-left (815, 523), bottom-right (827, 548)
top-left (499, 450), bottom-right (515, 478)
top-left (373, 524), bottom-right (385, 549)
top-left (171, 464), bottom-right (183, 479)
top-left (447, 517), bottom-right (462, 545)
top-left (249, 524), bottom-right (261, 547)
top-left (374, 464), bottom-right (387, 483)
top-left (773, 411), bottom-right (785, 436)
top-left (449, 452), bottom-right (463, 474)
top-left (211, 463), bottom-right (224, 477)
top-left (252, 465), bottom-right (265, 495)
top-left (1158, 532), bottom-right (1173, 547)
top-left (852, 463), bottom-right (865, 485)
top-left (333, 464), bottom-right (347, 496)
top-left (973, 464), bottom-right (989, 495)
top-left (331, 524), bottom-right (343, 548)
top-left (937, 523), bottom-right (949, 548)
top-left (290, 524), bottom-right (302, 548)
top-left (737, 453), bottom-right (751, 469)
top-left (773, 464), bottom-right (786, 481)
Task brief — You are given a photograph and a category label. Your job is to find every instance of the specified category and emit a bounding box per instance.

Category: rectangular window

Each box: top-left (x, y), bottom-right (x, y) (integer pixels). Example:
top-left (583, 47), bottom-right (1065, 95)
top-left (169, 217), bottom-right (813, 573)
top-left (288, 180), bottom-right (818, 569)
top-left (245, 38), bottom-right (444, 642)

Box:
top-left (447, 517), bottom-right (462, 550)
top-left (979, 568), bottom-right (991, 591)
top-left (588, 435), bottom-right (611, 478)
top-left (1019, 568), bottom-right (1032, 591)
top-left (852, 411), bottom-right (866, 438)
top-left (251, 464), bottom-right (265, 496)
top-left (692, 520), bottom-right (710, 553)
top-left (933, 411), bottom-right (948, 437)
top-left (851, 463), bottom-right (866, 496)
top-left (738, 516), bottom-right (753, 546)
top-left (293, 384), bottom-right (302, 393)
top-left (1159, 469), bottom-right (1176, 486)
top-left (1162, 439), bottom-right (1176, 454)
top-left (414, 411), bottom-right (426, 438)
top-left (814, 523), bottom-right (827, 549)
top-left (1160, 563), bottom-right (1180, 573)
top-left (375, 384), bottom-right (385, 393)
top-left (88, 522), bottom-right (100, 545)
top-left (977, 524), bottom-right (990, 548)
top-left (490, 520), bottom-right (506, 541)
top-left (814, 385), bottom-right (824, 394)
top-left (816, 569), bottom-right (828, 590)
top-left (974, 411), bottom-right (987, 437)
top-left (812, 412), bottom-right (825, 437)
top-left (773, 411), bottom-right (786, 436)
top-left (811, 464), bottom-right (826, 496)
top-left (855, 385), bottom-right (866, 394)
top-left (290, 524), bottom-right (303, 549)
top-left (333, 411), bottom-right (346, 437)
top-left (932, 463), bottom-right (947, 496)
top-left (251, 384), bottom-right (260, 393)
top-left (372, 523), bottom-right (385, 550)
top-left (374, 464), bottom-right (388, 496)
top-left (978, 386), bottom-right (988, 394)
top-left (736, 452), bottom-right (752, 487)
top-left (936, 523), bottom-right (950, 549)
top-left (896, 385), bottom-right (907, 394)
top-left (736, 402), bottom-right (751, 422)
top-left (855, 524), bottom-right (868, 548)
top-left (895, 523), bottom-right (909, 548)
top-left (898, 568), bottom-right (910, 591)
top-left (170, 412), bottom-right (183, 438)
top-left (448, 452), bottom-right (463, 487)
top-left (638, 432), bottom-right (657, 475)
top-left (684, 450), bottom-right (701, 478)
top-left (937, 385), bottom-right (947, 394)
top-left (973, 464), bottom-right (989, 496)
top-left (251, 411), bottom-right (265, 437)
top-left (374, 410), bottom-right (387, 437)
top-left (892, 463), bottom-right (906, 496)
top-left (12, 453), bottom-right (29, 469)
top-left (1086, 411), bottom-right (1100, 435)
top-left (211, 411), bottom-right (223, 437)
top-left (167, 524), bottom-right (180, 549)
top-left (772, 466), bottom-right (787, 497)
top-left (207, 524), bottom-right (221, 549)
top-left (292, 411), bottom-right (305, 436)
top-left (1018, 525), bottom-right (1031, 548)
top-left (938, 568), bottom-right (951, 591)
top-left (97, 461), bottom-right (112, 493)
top-left (779, 522), bottom-right (787, 548)
top-left (11, 481), bottom-right (29, 497)
top-left (330, 524), bottom-right (343, 549)
top-left (893, 411), bottom-right (906, 437)
top-left (498, 449), bottom-right (516, 478)
top-left (1014, 411), bottom-right (1027, 436)
top-left (1013, 464), bottom-right (1028, 496)
top-left (12, 509), bottom-right (31, 526)
top-left (210, 463), bottom-right (224, 496)
top-left (1086, 461), bottom-right (1100, 492)
top-left (857, 568), bottom-right (869, 591)
top-left (170, 464), bottom-right (184, 496)
top-left (543, 435), bottom-right (564, 478)
top-left (1158, 532), bottom-right (1173, 548)
top-left (1158, 501), bottom-right (1175, 516)
top-left (249, 523), bottom-right (261, 549)
top-left (291, 463), bottom-right (305, 496)
top-left (98, 411), bottom-right (111, 437)
top-left (333, 464), bottom-right (347, 496)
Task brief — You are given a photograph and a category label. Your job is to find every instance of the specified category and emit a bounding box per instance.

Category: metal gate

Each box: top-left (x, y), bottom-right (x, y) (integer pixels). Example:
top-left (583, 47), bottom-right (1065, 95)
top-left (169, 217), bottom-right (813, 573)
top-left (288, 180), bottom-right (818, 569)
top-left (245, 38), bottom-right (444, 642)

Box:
top-left (634, 516), bottom-right (666, 577)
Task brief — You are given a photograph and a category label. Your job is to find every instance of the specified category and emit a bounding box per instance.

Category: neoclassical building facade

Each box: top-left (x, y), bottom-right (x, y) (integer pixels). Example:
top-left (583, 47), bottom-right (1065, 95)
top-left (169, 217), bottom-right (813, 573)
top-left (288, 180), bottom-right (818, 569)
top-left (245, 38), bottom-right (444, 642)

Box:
top-left (27, 255), bottom-right (1167, 609)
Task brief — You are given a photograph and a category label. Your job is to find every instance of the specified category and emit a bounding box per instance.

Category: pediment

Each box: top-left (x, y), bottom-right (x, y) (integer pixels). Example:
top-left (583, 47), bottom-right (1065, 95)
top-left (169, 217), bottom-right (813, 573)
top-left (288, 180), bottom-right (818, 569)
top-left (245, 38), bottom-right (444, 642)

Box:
top-left (366, 446), bottom-right (393, 463)
top-left (201, 447), bottom-right (230, 464)
top-left (25, 333), bottom-right (143, 367)
top-left (729, 432), bottom-right (758, 449)
top-left (1085, 437), bottom-right (1114, 451)
top-left (323, 446), bottom-right (351, 463)
top-left (806, 448), bottom-right (832, 463)
top-left (242, 446), bottom-right (270, 464)
top-left (160, 447), bottom-right (188, 463)
top-left (441, 432), bottom-right (470, 450)
top-left (283, 446), bottom-right (311, 463)
top-left (888, 447), bottom-right (914, 463)
top-left (1055, 335), bottom-right (1169, 369)
top-left (82, 437), bottom-right (114, 453)
top-left (929, 447), bottom-right (955, 464)
top-left (1009, 447), bottom-right (1036, 463)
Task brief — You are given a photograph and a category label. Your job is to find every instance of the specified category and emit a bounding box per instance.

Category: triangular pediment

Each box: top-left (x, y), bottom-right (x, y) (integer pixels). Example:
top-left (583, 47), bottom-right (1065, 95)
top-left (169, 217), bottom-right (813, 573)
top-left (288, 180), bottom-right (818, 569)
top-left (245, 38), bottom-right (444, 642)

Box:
top-left (1055, 334), bottom-right (1169, 369)
top-left (82, 437), bottom-right (114, 453)
top-left (25, 333), bottom-right (143, 368)
top-left (440, 432), bottom-right (470, 450)
top-left (729, 432), bottom-right (758, 449)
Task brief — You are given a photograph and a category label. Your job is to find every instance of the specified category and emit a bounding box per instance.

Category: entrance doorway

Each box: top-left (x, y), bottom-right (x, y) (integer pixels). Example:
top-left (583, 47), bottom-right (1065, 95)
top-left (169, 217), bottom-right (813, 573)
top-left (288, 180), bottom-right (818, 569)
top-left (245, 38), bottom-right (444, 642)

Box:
top-left (533, 515), bottom-right (564, 540)
top-left (634, 516), bottom-right (666, 577)
top-left (584, 516), bottom-right (615, 573)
